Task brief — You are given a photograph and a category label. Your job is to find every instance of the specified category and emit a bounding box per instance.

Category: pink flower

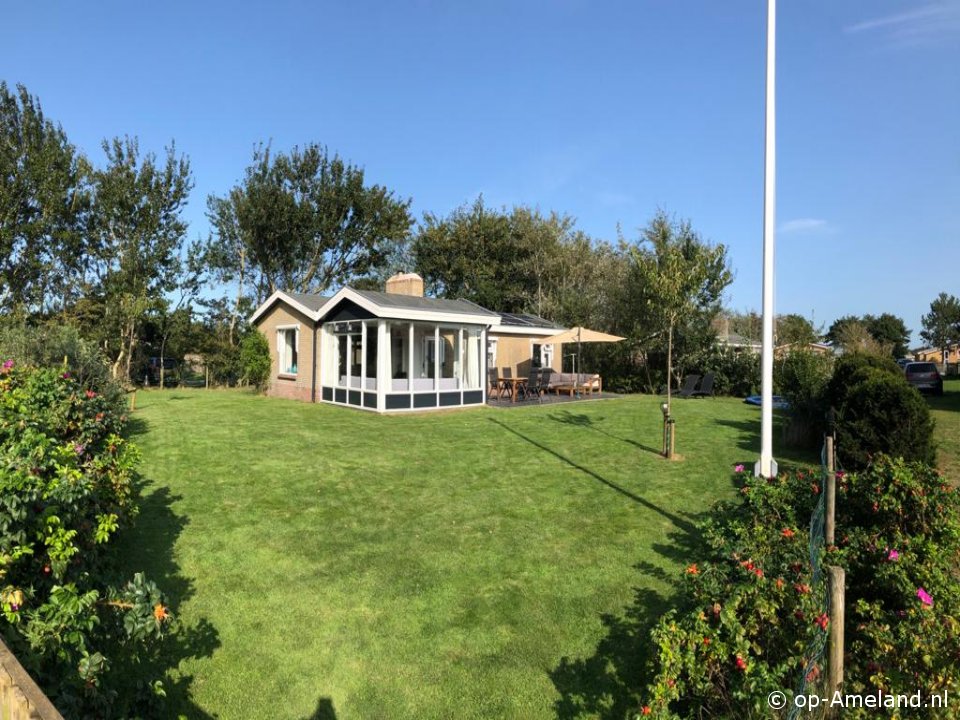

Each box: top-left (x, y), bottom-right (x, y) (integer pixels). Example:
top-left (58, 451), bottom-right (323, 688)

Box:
top-left (734, 464), bottom-right (745, 473)
top-left (62, 371), bottom-right (71, 379)
top-left (85, 389), bottom-right (97, 399)
top-left (917, 587), bottom-right (933, 607)
top-left (1, 360), bottom-right (13, 372)
top-left (887, 549), bottom-right (899, 561)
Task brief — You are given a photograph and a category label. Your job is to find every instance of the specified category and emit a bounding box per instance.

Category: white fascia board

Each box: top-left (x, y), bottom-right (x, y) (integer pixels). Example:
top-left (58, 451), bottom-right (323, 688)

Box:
top-left (249, 290), bottom-right (320, 325)
top-left (317, 287), bottom-right (496, 326)
top-left (488, 325), bottom-right (566, 337)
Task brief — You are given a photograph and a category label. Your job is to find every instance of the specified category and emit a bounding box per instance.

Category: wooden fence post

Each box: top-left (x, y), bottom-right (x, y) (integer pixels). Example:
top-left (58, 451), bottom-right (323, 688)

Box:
top-left (825, 435), bottom-right (835, 547)
top-left (827, 565), bottom-right (845, 700)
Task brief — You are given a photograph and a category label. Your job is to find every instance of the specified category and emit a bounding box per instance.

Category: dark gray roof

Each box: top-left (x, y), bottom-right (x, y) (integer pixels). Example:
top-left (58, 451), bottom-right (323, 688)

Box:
top-left (287, 292), bottom-right (331, 312)
top-left (499, 312), bottom-right (560, 328)
top-left (352, 289), bottom-right (499, 317)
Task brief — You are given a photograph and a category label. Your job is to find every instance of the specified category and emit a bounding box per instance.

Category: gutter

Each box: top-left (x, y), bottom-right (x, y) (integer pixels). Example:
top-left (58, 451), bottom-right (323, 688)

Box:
top-left (311, 321), bottom-right (318, 403)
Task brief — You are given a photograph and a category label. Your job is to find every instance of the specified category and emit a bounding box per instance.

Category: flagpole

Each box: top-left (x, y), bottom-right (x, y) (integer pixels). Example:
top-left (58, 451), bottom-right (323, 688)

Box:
top-left (756, 0), bottom-right (778, 478)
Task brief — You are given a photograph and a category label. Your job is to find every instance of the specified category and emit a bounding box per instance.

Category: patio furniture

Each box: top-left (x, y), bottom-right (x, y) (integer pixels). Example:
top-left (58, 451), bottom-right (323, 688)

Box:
top-left (691, 372), bottom-right (715, 398)
top-left (548, 372), bottom-right (602, 397)
top-left (487, 369), bottom-right (502, 399)
top-left (500, 368), bottom-right (513, 399)
top-left (677, 374), bottom-right (701, 399)
top-left (521, 369), bottom-right (542, 400)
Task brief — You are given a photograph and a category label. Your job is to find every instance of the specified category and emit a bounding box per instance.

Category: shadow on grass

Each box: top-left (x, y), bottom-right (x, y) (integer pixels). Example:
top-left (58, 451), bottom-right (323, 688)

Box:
top-left (546, 410), bottom-right (662, 456)
top-left (489, 419), bottom-right (695, 535)
top-left (713, 416), bottom-right (819, 467)
top-left (550, 509), bottom-right (713, 720)
top-left (301, 697), bottom-right (338, 719)
top-left (113, 479), bottom-right (220, 718)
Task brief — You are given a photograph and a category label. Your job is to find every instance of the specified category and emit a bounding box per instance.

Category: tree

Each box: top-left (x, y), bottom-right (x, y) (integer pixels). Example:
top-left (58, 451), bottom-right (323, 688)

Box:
top-left (207, 143), bottom-right (413, 311)
top-left (834, 320), bottom-right (890, 355)
top-left (414, 196), bottom-right (531, 312)
top-left (921, 292), bottom-right (960, 364)
top-left (88, 137), bottom-right (193, 381)
top-left (625, 211), bottom-right (732, 410)
top-left (826, 315), bottom-right (862, 347)
top-left (776, 314), bottom-right (819, 347)
top-left (864, 313), bottom-right (911, 358)
top-left (0, 82), bottom-right (90, 316)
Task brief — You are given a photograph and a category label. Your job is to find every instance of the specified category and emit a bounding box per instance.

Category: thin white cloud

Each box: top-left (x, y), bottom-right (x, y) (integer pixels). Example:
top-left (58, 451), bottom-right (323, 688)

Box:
top-left (779, 218), bottom-right (832, 235)
top-left (844, 2), bottom-right (960, 46)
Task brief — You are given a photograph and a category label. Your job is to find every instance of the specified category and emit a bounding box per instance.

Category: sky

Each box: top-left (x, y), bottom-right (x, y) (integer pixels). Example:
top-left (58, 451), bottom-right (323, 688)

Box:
top-left (3, 0), bottom-right (958, 346)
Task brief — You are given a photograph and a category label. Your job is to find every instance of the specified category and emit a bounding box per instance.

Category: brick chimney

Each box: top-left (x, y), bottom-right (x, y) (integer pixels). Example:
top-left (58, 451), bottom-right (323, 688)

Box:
top-left (385, 272), bottom-right (424, 297)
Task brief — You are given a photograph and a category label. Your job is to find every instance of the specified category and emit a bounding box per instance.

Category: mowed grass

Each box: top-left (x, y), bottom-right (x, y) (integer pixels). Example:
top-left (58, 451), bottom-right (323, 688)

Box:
top-left (930, 378), bottom-right (960, 482)
top-left (116, 390), bottom-right (805, 719)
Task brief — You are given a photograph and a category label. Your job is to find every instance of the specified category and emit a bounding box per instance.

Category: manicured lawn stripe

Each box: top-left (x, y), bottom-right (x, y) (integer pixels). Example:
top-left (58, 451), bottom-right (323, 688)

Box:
top-left (118, 390), bottom-right (801, 719)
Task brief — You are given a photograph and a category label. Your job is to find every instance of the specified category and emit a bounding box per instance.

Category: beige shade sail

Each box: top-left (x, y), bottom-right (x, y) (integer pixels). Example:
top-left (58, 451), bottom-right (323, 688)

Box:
top-left (539, 326), bottom-right (625, 345)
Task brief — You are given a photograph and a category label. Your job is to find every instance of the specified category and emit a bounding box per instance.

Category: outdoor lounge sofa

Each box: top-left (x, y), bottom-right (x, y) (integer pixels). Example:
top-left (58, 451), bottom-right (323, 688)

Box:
top-left (546, 372), bottom-right (602, 396)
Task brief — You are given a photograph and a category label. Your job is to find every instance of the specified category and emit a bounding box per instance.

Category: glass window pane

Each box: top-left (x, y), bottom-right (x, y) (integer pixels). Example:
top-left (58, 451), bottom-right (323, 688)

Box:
top-left (337, 335), bottom-right (347, 386)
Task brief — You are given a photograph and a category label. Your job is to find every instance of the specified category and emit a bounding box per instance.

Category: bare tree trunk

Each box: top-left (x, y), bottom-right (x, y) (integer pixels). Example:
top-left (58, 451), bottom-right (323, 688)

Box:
top-left (159, 335), bottom-right (167, 390)
top-left (666, 321), bottom-right (674, 413)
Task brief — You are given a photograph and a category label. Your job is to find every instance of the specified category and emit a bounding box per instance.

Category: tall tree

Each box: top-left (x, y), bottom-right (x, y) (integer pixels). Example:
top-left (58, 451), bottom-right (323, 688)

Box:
top-left (88, 137), bottom-right (193, 380)
top-left (207, 143), bottom-right (413, 308)
top-left (921, 292), bottom-right (960, 363)
top-left (776, 314), bottom-right (819, 346)
top-left (625, 210), bottom-right (732, 410)
top-left (0, 82), bottom-right (90, 315)
top-left (826, 315), bottom-right (862, 347)
top-left (864, 313), bottom-right (911, 358)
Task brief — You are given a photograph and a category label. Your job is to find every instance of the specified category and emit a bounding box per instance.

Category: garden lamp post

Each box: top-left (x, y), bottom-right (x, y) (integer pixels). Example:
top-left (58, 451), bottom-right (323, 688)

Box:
top-left (755, 0), bottom-right (779, 478)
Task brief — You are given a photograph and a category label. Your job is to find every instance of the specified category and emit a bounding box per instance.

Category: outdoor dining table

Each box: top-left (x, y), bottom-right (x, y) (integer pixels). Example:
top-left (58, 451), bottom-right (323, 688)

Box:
top-left (497, 377), bottom-right (528, 402)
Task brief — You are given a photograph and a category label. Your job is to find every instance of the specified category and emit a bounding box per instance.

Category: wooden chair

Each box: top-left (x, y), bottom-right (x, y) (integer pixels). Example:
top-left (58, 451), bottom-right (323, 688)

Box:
top-left (487, 369), bottom-right (502, 400)
top-left (521, 369), bottom-right (541, 400)
top-left (500, 367), bottom-right (513, 399)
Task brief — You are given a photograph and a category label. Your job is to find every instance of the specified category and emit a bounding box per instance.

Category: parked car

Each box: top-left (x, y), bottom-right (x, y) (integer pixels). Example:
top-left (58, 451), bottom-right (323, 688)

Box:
top-left (895, 358), bottom-right (910, 369)
top-left (904, 362), bottom-right (943, 396)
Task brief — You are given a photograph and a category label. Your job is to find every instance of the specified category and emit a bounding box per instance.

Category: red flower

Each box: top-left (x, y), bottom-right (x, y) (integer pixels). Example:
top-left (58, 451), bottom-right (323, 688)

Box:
top-left (735, 655), bottom-right (747, 671)
top-left (781, 528), bottom-right (795, 538)
top-left (811, 483), bottom-right (820, 495)
top-left (775, 578), bottom-right (785, 590)
top-left (85, 389), bottom-right (97, 399)
top-left (702, 636), bottom-right (711, 646)
top-left (794, 583), bottom-right (811, 595)
top-left (686, 563), bottom-right (699, 576)
top-left (814, 613), bottom-right (829, 631)
top-left (641, 706), bottom-right (652, 715)
top-left (806, 664), bottom-right (820, 682)
top-left (753, 568), bottom-right (764, 578)
top-left (95, 412), bottom-right (104, 422)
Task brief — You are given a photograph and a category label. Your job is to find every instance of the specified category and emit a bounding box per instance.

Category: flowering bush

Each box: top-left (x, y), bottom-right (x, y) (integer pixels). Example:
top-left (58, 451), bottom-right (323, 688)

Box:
top-left (639, 458), bottom-right (960, 719)
top-left (0, 362), bottom-right (174, 716)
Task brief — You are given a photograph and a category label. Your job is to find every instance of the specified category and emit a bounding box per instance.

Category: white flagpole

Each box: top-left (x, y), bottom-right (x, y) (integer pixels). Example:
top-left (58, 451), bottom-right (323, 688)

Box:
top-left (756, 0), bottom-right (778, 478)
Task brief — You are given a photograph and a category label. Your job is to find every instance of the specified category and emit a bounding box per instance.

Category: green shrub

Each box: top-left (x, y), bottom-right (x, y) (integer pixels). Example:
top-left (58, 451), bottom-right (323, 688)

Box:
top-left (0, 362), bottom-right (173, 716)
top-left (835, 369), bottom-right (936, 470)
top-left (774, 350), bottom-right (833, 447)
top-left (825, 352), bottom-right (902, 409)
top-left (0, 322), bottom-right (127, 417)
top-left (640, 458), bottom-right (960, 719)
top-left (709, 348), bottom-right (761, 397)
top-left (240, 330), bottom-right (271, 390)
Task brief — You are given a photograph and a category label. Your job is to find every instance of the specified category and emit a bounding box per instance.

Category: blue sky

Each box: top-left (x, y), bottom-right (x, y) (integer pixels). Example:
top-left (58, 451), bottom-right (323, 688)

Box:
top-left (3, 1), bottom-right (958, 345)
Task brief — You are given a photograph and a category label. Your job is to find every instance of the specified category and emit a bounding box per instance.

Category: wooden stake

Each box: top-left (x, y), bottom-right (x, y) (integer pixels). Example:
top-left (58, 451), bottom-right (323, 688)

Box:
top-left (669, 421), bottom-right (676, 460)
top-left (828, 565), bottom-right (845, 698)
top-left (825, 435), bottom-right (836, 546)
top-left (130, 391), bottom-right (136, 412)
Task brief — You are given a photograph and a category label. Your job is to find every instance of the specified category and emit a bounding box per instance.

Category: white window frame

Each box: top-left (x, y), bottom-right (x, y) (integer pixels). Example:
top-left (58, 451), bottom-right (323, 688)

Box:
top-left (531, 341), bottom-right (554, 370)
top-left (276, 324), bottom-right (300, 376)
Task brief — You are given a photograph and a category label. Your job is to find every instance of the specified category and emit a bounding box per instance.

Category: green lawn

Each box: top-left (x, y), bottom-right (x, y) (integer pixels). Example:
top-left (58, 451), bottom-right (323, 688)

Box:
top-left (116, 390), bottom-right (808, 719)
top-left (930, 377), bottom-right (960, 481)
